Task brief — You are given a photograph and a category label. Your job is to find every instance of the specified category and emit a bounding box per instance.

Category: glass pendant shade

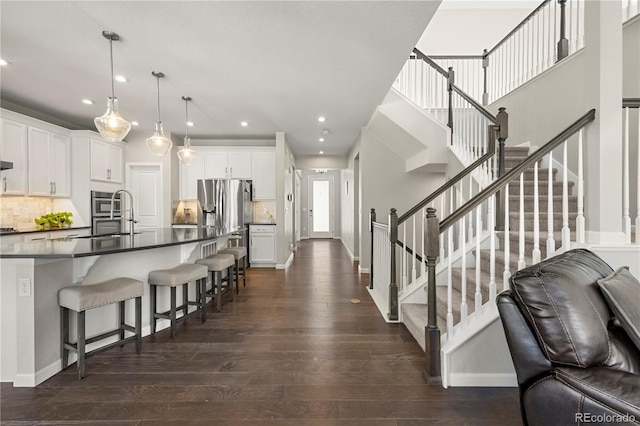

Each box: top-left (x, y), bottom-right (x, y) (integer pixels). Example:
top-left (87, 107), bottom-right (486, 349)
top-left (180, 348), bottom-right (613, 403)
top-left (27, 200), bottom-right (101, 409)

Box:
top-left (94, 31), bottom-right (130, 142)
top-left (94, 97), bottom-right (131, 142)
top-left (146, 122), bottom-right (172, 155)
top-left (177, 136), bottom-right (198, 165)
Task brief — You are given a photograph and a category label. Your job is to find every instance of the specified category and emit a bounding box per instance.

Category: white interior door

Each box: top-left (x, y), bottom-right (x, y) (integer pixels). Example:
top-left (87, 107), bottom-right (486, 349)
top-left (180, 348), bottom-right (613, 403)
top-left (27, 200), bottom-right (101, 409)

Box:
top-left (295, 172), bottom-right (301, 243)
top-left (308, 175), bottom-right (333, 239)
top-left (127, 163), bottom-right (162, 229)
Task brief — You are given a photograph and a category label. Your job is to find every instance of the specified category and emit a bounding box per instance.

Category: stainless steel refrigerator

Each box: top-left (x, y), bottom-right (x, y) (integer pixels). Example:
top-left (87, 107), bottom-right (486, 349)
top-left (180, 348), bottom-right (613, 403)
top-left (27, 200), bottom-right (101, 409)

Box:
top-left (197, 179), bottom-right (253, 230)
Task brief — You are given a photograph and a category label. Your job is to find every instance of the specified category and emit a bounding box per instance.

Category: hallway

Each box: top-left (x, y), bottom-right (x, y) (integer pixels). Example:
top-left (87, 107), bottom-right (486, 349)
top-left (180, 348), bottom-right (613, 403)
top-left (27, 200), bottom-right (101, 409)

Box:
top-left (1, 239), bottom-right (520, 425)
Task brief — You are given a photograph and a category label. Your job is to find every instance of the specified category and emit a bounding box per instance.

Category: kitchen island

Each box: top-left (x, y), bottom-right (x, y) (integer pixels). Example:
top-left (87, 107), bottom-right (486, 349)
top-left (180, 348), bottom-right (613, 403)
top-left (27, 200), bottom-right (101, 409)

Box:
top-left (0, 227), bottom-right (239, 386)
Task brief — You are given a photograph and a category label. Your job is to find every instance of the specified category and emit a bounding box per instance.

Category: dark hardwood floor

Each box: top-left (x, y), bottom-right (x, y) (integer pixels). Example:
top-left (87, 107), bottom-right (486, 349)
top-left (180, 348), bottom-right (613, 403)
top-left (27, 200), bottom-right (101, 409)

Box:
top-left (1, 239), bottom-right (521, 425)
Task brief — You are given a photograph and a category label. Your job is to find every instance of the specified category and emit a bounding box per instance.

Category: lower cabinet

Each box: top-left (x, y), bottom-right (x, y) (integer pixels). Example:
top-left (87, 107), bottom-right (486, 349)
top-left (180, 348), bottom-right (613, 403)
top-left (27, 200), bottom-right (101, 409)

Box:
top-left (249, 224), bottom-right (276, 266)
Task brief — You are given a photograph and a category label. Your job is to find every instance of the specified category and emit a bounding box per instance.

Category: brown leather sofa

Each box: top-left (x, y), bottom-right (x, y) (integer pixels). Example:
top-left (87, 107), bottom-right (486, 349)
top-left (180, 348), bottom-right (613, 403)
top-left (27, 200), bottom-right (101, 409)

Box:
top-left (497, 249), bottom-right (640, 426)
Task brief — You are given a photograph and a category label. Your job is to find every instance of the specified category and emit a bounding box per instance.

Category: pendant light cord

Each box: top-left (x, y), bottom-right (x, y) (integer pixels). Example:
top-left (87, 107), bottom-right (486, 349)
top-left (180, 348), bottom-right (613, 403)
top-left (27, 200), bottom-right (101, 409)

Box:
top-left (156, 76), bottom-right (161, 123)
top-left (184, 99), bottom-right (190, 139)
top-left (109, 38), bottom-right (116, 99)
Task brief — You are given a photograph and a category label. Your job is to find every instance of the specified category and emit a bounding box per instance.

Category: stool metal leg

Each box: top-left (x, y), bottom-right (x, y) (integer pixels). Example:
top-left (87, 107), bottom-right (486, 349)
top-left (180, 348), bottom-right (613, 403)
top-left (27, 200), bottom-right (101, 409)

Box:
top-left (229, 266), bottom-right (235, 302)
top-left (198, 278), bottom-right (206, 323)
top-left (119, 300), bottom-right (125, 345)
top-left (234, 259), bottom-right (240, 294)
top-left (60, 307), bottom-right (69, 369)
top-left (170, 286), bottom-right (177, 338)
top-left (182, 283), bottom-right (188, 317)
top-left (150, 284), bottom-right (157, 334)
top-left (77, 310), bottom-right (86, 379)
top-left (242, 256), bottom-right (246, 287)
top-left (216, 271), bottom-right (222, 312)
top-left (135, 296), bottom-right (142, 354)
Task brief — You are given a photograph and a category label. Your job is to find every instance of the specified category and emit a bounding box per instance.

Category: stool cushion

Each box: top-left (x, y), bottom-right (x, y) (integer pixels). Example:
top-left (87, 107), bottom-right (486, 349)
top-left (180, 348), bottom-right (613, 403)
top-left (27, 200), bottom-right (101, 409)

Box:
top-left (218, 246), bottom-right (247, 260)
top-left (148, 263), bottom-right (209, 287)
top-left (59, 278), bottom-right (144, 312)
top-left (196, 253), bottom-right (235, 271)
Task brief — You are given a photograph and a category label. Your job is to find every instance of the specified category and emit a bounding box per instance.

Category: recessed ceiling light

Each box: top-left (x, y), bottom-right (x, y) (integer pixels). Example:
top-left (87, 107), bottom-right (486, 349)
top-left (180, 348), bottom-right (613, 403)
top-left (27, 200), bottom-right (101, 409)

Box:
top-left (319, 151), bottom-right (324, 155)
top-left (318, 116), bottom-right (326, 123)
top-left (319, 138), bottom-right (325, 142)
top-left (131, 121), bottom-right (139, 126)
top-left (0, 59), bottom-right (8, 66)
top-left (187, 121), bottom-right (194, 127)
top-left (82, 99), bottom-right (94, 105)
top-left (240, 121), bottom-right (249, 127)
top-left (114, 75), bottom-right (127, 83)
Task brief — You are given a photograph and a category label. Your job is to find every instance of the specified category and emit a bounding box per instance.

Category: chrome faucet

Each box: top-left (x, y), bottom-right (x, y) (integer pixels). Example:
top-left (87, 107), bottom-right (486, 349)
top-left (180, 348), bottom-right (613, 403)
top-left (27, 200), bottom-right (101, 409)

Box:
top-left (110, 189), bottom-right (138, 236)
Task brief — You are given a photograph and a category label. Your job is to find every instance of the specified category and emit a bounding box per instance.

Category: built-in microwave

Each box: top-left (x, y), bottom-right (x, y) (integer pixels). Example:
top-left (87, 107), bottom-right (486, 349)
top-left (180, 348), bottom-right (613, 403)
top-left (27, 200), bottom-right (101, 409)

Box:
top-left (91, 191), bottom-right (121, 217)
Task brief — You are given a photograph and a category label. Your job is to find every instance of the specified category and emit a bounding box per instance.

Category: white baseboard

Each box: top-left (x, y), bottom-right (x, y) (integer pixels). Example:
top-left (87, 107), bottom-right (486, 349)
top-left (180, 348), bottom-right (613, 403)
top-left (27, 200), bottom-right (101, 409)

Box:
top-left (339, 238), bottom-right (356, 262)
top-left (447, 373), bottom-right (517, 387)
top-left (358, 265), bottom-right (369, 273)
top-left (301, 236), bottom-right (309, 240)
top-left (276, 252), bottom-right (294, 269)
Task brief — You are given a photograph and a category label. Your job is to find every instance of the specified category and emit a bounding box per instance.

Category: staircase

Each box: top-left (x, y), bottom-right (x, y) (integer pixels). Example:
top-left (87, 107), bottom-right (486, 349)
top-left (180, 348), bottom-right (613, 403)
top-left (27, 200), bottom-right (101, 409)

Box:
top-left (401, 145), bottom-right (580, 349)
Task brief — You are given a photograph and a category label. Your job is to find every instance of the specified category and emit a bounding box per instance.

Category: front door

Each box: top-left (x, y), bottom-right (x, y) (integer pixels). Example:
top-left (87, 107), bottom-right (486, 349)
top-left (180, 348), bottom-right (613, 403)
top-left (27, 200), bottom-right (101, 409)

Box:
top-left (308, 175), bottom-right (333, 239)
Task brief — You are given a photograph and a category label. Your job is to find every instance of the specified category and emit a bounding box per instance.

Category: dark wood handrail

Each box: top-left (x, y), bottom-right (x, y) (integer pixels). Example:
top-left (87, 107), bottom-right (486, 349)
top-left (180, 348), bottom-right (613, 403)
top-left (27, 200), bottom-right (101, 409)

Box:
top-left (412, 48), bottom-right (449, 78)
top-left (439, 109), bottom-right (596, 232)
top-left (623, 98), bottom-right (640, 108)
top-left (396, 240), bottom-right (424, 263)
top-left (451, 84), bottom-right (497, 123)
top-left (486, 0), bottom-right (551, 56)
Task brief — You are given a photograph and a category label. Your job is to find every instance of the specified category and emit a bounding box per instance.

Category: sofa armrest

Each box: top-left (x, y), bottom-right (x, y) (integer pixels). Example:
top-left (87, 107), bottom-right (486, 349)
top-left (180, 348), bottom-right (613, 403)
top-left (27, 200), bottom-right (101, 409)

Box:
top-left (497, 290), bottom-right (552, 386)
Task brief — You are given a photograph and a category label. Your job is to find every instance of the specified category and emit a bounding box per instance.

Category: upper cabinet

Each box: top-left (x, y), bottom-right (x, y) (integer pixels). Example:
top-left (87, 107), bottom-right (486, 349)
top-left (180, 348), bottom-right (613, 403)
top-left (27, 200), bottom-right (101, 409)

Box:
top-left (204, 150), bottom-right (251, 179)
top-left (179, 154), bottom-right (205, 200)
top-left (27, 127), bottom-right (71, 197)
top-left (251, 149), bottom-right (276, 200)
top-left (0, 118), bottom-right (28, 196)
top-left (90, 138), bottom-right (123, 183)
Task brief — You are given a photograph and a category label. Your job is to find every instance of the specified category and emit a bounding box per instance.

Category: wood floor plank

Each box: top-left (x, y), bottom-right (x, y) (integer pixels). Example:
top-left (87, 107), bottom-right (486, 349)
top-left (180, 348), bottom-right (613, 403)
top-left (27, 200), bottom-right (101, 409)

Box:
top-left (0, 239), bottom-right (521, 424)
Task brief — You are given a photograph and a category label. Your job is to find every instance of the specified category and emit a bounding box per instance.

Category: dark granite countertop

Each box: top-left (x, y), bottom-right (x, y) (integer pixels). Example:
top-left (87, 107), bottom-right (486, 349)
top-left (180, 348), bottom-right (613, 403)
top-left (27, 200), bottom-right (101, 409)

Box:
top-left (0, 227), bottom-right (241, 259)
top-left (1, 226), bottom-right (91, 236)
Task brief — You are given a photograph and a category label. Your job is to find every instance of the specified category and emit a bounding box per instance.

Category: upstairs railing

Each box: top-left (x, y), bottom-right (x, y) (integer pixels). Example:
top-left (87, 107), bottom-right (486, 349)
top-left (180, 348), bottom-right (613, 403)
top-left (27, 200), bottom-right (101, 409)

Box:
top-left (623, 98), bottom-right (640, 243)
top-left (417, 0), bottom-right (586, 106)
top-left (394, 48), bottom-right (501, 168)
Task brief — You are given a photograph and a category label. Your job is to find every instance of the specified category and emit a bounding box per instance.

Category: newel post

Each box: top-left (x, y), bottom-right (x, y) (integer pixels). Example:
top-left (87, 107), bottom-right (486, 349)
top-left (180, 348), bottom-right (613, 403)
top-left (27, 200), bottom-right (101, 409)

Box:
top-left (482, 49), bottom-right (489, 106)
top-left (424, 207), bottom-right (441, 385)
top-left (388, 208), bottom-right (398, 321)
top-left (447, 67), bottom-right (455, 137)
top-left (369, 208), bottom-right (376, 290)
top-left (557, 0), bottom-right (569, 62)
top-left (495, 107), bottom-right (509, 231)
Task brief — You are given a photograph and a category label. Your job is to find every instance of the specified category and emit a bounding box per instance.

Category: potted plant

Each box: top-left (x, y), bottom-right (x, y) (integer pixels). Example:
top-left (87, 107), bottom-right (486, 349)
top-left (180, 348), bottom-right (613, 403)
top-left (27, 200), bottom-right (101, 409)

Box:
top-left (34, 212), bottom-right (73, 230)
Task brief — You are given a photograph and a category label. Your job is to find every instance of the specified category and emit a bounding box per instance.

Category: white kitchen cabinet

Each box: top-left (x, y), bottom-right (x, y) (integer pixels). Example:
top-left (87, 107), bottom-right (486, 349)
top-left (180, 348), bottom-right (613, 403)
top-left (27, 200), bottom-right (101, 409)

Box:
top-left (179, 154), bottom-right (205, 199)
top-left (0, 118), bottom-right (28, 196)
top-left (251, 149), bottom-right (276, 200)
top-left (90, 138), bottom-right (123, 183)
top-left (27, 127), bottom-right (71, 197)
top-left (203, 150), bottom-right (251, 179)
top-left (249, 224), bottom-right (276, 266)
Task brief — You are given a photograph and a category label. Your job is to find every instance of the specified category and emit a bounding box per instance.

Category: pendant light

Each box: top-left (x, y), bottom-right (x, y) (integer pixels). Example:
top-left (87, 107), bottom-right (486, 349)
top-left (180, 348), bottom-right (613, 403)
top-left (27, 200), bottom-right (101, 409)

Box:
top-left (94, 31), bottom-right (131, 142)
top-left (177, 96), bottom-right (198, 164)
top-left (146, 71), bottom-right (173, 155)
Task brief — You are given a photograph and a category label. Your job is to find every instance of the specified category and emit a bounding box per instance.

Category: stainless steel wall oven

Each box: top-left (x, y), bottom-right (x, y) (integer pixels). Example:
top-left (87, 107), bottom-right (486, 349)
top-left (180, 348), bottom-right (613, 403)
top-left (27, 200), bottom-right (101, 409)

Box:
top-left (91, 191), bottom-right (122, 235)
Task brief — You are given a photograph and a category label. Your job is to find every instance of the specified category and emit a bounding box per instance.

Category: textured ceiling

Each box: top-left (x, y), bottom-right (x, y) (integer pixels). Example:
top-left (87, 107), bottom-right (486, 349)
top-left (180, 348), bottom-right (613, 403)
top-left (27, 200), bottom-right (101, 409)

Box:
top-left (0, 1), bottom-right (439, 157)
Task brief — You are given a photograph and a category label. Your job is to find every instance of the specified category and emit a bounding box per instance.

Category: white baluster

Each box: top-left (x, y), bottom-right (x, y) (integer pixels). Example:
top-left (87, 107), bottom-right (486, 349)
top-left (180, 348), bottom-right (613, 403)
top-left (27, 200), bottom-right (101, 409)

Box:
top-left (489, 195), bottom-right (497, 305)
top-left (475, 204), bottom-right (483, 312)
top-left (623, 107), bottom-right (631, 243)
top-left (504, 183), bottom-right (511, 290)
top-left (468, 178), bottom-right (474, 241)
top-left (547, 151), bottom-right (556, 258)
top-left (533, 162), bottom-right (542, 264)
top-left (421, 209), bottom-right (426, 278)
top-left (461, 215), bottom-right (468, 327)
top-left (402, 223), bottom-right (407, 289)
top-left (518, 173), bottom-right (526, 270)
top-left (561, 140), bottom-right (571, 251)
top-left (447, 227), bottom-right (454, 338)
top-left (412, 214), bottom-right (417, 284)
top-left (576, 128), bottom-right (586, 243)
top-left (636, 110), bottom-right (640, 244)
top-left (440, 195), bottom-right (446, 260)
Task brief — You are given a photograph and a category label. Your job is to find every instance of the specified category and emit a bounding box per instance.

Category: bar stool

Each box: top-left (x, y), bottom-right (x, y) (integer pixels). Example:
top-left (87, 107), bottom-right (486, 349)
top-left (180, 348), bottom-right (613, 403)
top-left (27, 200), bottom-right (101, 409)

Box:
top-left (217, 246), bottom-right (247, 293)
top-left (58, 277), bottom-right (143, 379)
top-left (148, 263), bottom-right (209, 338)
top-left (196, 253), bottom-right (235, 312)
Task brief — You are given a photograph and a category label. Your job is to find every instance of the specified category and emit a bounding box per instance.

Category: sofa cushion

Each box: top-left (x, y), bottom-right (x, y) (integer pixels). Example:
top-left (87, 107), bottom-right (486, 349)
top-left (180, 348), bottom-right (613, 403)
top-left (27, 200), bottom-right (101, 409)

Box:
top-left (510, 249), bottom-right (613, 367)
top-left (598, 267), bottom-right (640, 352)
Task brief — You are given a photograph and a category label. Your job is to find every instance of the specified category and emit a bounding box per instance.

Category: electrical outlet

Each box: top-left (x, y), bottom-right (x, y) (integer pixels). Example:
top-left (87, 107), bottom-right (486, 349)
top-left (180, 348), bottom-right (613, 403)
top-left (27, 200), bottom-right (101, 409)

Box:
top-left (18, 278), bottom-right (31, 297)
top-left (13, 207), bottom-right (20, 216)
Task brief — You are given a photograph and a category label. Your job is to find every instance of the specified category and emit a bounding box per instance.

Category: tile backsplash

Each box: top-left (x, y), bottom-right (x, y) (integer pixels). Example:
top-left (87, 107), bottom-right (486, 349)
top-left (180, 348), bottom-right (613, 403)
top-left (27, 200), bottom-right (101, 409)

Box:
top-left (253, 200), bottom-right (276, 223)
top-left (1, 197), bottom-right (55, 230)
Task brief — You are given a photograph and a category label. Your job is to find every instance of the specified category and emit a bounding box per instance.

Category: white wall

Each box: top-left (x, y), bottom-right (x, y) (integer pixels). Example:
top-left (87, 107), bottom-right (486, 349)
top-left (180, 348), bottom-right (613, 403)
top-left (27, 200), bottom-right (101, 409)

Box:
top-left (295, 156), bottom-right (348, 170)
top-left (299, 169), bottom-right (341, 240)
top-left (340, 168), bottom-right (356, 258)
top-left (359, 128), bottom-right (446, 269)
top-left (275, 132), bottom-right (295, 266)
top-left (623, 17), bottom-right (640, 97)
